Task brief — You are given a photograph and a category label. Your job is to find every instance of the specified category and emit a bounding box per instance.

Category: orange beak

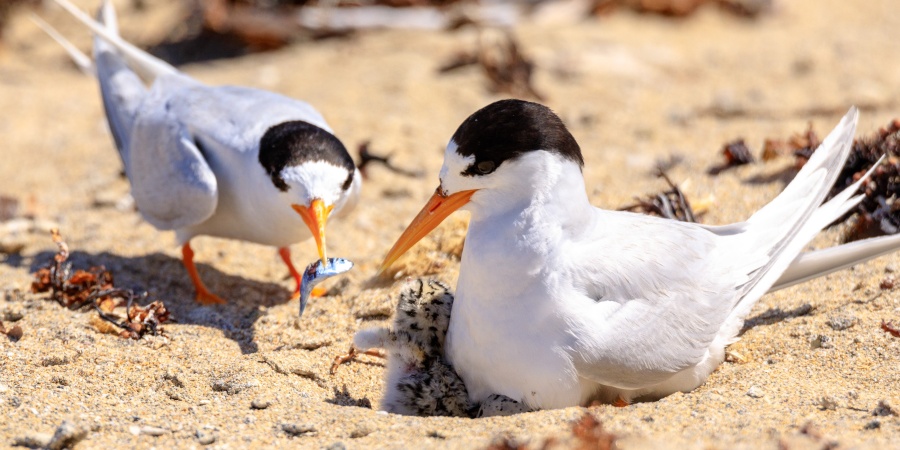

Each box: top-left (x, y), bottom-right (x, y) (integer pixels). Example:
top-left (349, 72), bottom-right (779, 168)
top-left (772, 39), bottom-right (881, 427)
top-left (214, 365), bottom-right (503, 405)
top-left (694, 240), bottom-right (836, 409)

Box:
top-left (293, 199), bottom-right (333, 265)
top-left (380, 187), bottom-right (477, 273)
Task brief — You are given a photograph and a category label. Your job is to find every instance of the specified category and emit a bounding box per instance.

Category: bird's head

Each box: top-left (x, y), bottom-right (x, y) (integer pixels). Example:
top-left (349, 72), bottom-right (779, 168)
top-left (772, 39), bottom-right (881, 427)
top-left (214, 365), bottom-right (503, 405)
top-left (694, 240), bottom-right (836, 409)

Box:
top-left (381, 99), bottom-right (582, 272)
top-left (259, 121), bottom-right (360, 265)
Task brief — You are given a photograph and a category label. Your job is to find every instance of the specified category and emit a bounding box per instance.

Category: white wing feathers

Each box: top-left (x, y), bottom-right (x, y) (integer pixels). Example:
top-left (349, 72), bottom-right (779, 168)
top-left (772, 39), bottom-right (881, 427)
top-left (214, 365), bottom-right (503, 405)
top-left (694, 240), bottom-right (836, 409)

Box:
top-left (572, 107), bottom-right (863, 390)
top-left (51, 0), bottom-right (177, 80)
top-left (40, 0), bottom-right (219, 230)
top-left (723, 108), bottom-right (860, 322)
top-left (127, 89), bottom-right (219, 230)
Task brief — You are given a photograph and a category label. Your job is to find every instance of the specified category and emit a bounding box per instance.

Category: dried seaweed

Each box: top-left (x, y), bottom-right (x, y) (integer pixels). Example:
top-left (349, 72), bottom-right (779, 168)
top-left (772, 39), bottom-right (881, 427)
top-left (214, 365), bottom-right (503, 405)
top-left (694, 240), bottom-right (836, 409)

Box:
top-left (439, 29), bottom-right (543, 101)
top-left (357, 141), bottom-right (424, 179)
top-left (485, 435), bottom-right (528, 450)
top-left (823, 119), bottom-right (900, 242)
top-left (753, 119), bottom-right (900, 242)
top-left (882, 320), bottom-right (900, 338)
top-left (0, 319), bottom-right (23, 342)
top-left (571, 413), bottom-right (616, 450)
top-left (30, 230), bottom-right (171, 339)
top-left (785, 124), bottom-right (821, 168)
top-left (618, 171), bottom-right (700, 222)
top-left (708, 138), bottom-right (754, 175)
top-left (590, 0), bottom-right (771, 18)
top-left (483, 412), bottom-right (615, 450)
top-left (150, 0), bottom-right (475, 64)
top-left (93, 291), bottom-right (171, 340)
top-left (30, 229), bottom-right (114, 309)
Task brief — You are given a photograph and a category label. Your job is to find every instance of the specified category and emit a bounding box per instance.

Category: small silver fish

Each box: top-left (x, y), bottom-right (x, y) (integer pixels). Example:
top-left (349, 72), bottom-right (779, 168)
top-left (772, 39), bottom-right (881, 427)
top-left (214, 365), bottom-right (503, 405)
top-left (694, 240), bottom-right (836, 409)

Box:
top-left (299, 257), bottom-right (354, 317)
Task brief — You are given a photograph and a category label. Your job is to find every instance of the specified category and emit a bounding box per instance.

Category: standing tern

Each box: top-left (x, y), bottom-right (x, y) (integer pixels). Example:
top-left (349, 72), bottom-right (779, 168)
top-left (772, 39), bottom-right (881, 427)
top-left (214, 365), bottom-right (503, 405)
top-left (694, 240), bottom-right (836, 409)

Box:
top-left (44, 0), bottom-right (361, 305)
top-left (381, 99), bottom-right (900, 410)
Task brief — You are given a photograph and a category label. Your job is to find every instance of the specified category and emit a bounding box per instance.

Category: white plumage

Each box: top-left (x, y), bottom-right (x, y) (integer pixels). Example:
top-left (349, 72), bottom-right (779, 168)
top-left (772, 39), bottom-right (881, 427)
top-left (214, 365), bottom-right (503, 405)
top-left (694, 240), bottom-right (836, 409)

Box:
top-left (382, 99), bottom-right (900, 411)
top-left (41, 0), bottom-right (361, 304)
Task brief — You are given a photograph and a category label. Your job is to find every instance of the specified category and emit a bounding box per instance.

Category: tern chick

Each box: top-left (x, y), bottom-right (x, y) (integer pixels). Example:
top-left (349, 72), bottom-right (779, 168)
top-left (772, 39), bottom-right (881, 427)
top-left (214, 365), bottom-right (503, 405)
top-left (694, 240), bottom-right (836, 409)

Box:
top-left (352, 279), bottom-right (471, 417)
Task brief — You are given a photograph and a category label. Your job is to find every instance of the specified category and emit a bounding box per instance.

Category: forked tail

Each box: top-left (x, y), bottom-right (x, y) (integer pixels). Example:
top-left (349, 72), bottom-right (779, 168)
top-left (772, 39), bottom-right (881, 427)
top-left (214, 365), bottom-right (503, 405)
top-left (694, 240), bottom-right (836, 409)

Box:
top-left (37, 0), bottom-right (180, 166)
top-left (722, 108), bottom-right (863, 324)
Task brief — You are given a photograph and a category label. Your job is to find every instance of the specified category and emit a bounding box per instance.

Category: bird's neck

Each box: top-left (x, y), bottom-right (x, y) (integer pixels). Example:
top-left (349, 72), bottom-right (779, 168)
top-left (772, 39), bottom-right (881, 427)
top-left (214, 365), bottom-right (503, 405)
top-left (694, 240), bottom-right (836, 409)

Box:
top-left (466, 155), bottom-right (593, 258)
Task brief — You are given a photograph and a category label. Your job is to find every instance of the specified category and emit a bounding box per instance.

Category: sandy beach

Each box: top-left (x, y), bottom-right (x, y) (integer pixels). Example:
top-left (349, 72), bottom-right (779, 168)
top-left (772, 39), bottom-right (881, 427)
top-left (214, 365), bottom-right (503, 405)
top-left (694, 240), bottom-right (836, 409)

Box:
top-left (1, 0), bottom-right (898, 448)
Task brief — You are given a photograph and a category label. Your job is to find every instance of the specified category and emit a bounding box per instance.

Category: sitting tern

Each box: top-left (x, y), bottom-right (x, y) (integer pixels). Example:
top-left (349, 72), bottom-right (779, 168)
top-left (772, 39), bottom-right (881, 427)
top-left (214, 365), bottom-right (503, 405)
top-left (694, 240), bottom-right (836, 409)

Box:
top-left (45, 0), bottom-right (361, 304)
top-left (381, 99), bottom-right (900, 410)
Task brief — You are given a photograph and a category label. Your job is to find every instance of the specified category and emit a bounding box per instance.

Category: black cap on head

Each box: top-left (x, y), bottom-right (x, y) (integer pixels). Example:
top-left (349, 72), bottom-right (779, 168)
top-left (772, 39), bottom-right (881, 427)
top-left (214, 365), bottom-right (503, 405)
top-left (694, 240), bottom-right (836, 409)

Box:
top-left (259, 121), bottom-right (355, 192)
top-left (450, 99), bottom-right (583, 177)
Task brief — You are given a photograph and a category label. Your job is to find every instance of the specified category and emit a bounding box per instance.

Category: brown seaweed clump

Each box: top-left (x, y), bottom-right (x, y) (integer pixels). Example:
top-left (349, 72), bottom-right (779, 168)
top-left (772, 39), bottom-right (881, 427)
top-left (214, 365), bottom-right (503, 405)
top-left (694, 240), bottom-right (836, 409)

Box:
top-left (30, 229), bottom-right (171, 339)
top-left (824, 119), bottom-right (900, 242)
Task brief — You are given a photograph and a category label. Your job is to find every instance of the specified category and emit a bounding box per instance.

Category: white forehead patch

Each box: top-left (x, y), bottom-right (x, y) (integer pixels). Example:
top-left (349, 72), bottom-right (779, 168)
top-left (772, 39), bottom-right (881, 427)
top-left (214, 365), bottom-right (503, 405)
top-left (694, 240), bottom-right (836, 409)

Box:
top-left (440, 140), bottom-right (475, 183)
top-left (280, 161), bottom-right (350, 204)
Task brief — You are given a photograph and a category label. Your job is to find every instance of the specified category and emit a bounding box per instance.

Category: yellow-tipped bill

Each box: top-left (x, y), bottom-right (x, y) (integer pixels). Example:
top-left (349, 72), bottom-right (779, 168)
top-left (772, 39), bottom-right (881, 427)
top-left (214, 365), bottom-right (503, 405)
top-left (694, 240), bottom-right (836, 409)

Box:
top-left (380, 188), bottom-right (477, 273)
top-left (293, 199), bottom-right (333, 265)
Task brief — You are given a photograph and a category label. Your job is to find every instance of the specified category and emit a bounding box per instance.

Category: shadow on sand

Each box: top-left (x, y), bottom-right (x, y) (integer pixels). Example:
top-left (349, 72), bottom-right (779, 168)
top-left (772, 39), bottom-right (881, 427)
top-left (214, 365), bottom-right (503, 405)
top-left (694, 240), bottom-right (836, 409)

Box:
top-left (17, 249), bottom-right (294, 354)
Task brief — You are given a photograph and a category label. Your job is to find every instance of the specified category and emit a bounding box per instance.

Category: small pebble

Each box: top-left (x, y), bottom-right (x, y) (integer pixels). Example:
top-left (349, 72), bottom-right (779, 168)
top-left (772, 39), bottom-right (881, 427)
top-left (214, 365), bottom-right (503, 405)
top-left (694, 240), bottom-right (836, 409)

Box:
top-left (873, 399), bottom-right (895, 417)
top-left (41, 354), bottom-right (71, 367)
top-left (746, 386), bottom-right (765, 398)
top-left (3, 309), bottom-right (23, 322)
top-left (0, 235), bottom-right (26, 254)
top-left (350, 426), bottom-right (371, 439)
top-left (5, 325), bottom-right (23, 341)
top-left (48, 420), bottom-right (88, 450)
top-left (197, 430), bottom-right (216, 445)
top-left (138, 425), bottom-right (169, 436)
top-left (885, 264), bottom-right (896, 273)
top-left (827, 315), bottom-right (856, 331)
top-left (818, 395), bottom-right (838, 410)
top-left (809, 334), bottom-right (833, 349)
top-left (211, 378), bottom-right (259, 395)
top-left (325, 443), bottom-right (347, 450)
top-left (282, 423), bottom-right (316, 437)
top-left (864, 419), bottom-right (881, 430)
top-left (251, 398), bottom-right (271, 410)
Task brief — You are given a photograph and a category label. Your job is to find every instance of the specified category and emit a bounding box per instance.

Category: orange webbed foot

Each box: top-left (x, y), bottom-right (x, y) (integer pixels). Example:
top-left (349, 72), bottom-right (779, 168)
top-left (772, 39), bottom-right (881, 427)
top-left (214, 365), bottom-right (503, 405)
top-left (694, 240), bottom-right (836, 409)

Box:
top-left (290, 285), bottom-right (326, 300)
top-left (195, 290), bottom-right (227, 305)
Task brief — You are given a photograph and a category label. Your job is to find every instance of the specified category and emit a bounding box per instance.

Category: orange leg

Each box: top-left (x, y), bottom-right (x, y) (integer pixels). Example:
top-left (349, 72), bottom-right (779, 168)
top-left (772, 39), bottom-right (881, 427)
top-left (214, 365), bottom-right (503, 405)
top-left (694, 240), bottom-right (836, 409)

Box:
top-left (278, 247), bottom-right (326, 299)
top-left (181, 242), bottom-right (226, 305)
top-left (278, 247), bottom-right (303, 296)
top-left (612, 396), bottom-right (630, 408)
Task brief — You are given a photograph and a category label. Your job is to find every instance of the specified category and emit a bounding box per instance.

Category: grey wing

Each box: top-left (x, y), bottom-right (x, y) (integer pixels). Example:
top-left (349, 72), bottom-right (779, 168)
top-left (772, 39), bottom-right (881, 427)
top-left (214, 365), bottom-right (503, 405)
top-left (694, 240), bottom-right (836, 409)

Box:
top-left (567, 212), bottom-right (740, 389)
top-left (125, 81), bottom-right (217, 230)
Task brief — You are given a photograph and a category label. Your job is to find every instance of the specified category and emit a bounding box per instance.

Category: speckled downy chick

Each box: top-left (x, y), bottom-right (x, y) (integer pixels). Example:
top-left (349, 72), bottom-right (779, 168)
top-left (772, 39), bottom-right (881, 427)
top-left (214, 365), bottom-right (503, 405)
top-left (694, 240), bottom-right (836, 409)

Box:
top-left (353, 279), bottom-right (471, 417)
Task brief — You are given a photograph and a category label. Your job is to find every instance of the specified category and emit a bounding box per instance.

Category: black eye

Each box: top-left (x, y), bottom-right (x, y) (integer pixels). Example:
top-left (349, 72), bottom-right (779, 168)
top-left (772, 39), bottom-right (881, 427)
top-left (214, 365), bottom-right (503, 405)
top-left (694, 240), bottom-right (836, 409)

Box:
top-left (475, 160), bottom-right (496, 175)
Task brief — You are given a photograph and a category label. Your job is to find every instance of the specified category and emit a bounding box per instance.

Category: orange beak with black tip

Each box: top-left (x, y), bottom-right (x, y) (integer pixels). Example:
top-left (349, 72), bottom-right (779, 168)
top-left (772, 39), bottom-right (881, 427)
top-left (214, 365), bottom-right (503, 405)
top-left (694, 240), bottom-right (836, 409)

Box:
top-left (380, 187), bottom-right (478, 273)
top-left (293, 199), bottom-right (333, 265)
